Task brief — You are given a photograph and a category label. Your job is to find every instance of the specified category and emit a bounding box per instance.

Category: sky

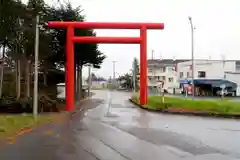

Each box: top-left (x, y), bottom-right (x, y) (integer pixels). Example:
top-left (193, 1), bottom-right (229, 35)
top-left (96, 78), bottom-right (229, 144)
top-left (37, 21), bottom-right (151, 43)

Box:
top-left (28, 0), bottom-right (240, 78)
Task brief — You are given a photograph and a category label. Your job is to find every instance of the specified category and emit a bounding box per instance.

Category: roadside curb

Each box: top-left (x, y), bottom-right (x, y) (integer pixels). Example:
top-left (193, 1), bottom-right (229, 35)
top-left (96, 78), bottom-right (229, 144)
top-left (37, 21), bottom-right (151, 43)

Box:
top-left (129, 98), bottom-right (240, 119)
top-left (69, 98), bottom-right (90, 116)
top-left (73, 93), bottom-right (95, 111)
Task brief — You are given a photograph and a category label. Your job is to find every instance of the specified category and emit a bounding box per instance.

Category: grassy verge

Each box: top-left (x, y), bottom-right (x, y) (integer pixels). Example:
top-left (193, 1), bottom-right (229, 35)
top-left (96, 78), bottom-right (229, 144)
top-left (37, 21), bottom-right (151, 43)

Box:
top-left (0, 113), bottom-right (64, 138)
top-left (131, 95), bottom-right (240, 115)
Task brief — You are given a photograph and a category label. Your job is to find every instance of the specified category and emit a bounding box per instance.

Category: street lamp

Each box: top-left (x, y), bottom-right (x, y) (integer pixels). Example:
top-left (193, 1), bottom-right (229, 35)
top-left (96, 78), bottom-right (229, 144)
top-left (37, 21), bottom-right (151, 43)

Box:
top-left (188, 16), bottom-right (196, 98)
top-left (87, 64), bottom-right (91, 96)
top-left (151, 49), bottom-right (155, 83)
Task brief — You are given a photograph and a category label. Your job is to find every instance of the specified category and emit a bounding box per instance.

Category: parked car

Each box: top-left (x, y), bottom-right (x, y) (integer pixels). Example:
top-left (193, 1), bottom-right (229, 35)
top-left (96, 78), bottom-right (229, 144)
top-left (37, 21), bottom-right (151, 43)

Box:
top-left (216, 89), bottom-right (234, 96)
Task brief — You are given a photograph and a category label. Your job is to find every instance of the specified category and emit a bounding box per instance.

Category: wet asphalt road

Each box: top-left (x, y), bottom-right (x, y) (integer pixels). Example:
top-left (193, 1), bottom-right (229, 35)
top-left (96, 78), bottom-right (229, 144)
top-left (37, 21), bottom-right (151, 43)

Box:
top-left (1, 90), bottom-right (240, 160)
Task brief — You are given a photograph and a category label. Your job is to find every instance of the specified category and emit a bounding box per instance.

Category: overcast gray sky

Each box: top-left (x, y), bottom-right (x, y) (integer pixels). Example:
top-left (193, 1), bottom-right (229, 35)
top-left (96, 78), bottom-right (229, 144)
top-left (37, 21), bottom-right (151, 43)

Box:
top-left (48, 0), bottom-right (240, 78)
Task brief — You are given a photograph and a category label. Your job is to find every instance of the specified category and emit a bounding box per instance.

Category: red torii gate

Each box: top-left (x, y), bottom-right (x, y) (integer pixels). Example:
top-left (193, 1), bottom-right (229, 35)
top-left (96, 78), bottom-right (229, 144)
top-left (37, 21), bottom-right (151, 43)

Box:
top-left (48, 21), bottom-right (164, 111)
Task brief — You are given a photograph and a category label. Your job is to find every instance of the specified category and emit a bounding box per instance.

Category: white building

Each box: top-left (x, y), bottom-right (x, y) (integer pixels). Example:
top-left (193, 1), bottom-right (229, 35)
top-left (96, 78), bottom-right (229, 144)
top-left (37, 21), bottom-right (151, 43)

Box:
top-left (146, 59), bottom-right (188, 93)
top-left (177, 60), bottom-right (240, 80)
top-left (177, 60), bottom-right (240, 96)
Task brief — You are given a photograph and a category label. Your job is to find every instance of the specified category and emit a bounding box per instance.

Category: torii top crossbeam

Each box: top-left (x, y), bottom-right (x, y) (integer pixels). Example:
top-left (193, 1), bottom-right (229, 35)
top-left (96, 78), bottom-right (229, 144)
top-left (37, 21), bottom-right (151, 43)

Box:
top-left (48, 21), bottom-right (164, 29)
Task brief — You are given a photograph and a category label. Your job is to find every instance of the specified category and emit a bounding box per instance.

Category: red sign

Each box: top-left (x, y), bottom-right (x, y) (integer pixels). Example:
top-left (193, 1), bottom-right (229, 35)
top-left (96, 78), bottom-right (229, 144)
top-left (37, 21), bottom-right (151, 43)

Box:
top-left (189, 65), bottom-right (192, 71)
top-left (172, 64), bottom-right (177, 71)
top-left (188, 85), bottom-right (192, 94)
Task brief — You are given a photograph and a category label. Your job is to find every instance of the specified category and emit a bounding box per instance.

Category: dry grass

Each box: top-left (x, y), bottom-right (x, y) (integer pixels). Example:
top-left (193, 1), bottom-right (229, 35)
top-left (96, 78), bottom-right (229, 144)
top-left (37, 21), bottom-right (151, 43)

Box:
top-left (0, 113), bottom-right (62, 138)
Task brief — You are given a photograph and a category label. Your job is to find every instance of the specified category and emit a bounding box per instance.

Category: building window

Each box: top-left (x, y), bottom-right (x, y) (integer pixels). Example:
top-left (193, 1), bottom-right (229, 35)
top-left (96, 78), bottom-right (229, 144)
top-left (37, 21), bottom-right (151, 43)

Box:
top-left (180, 72), bottom-right (183, 78)
top-left (167, 67), bottom-right (173, 72)
top-left (148, 68), bottom-right (152, 73)
top-left (198, 71), bottom-right (206, 78)
top-left (163, 76), bottom-right (166, 81)
top-left (162, 67), bottom-right (166, 72)
top-left (187, 72), bottom-right (190, 78)
top-left (236, 65), bottom-right (240, 71)
top-left (168, 77), bottom-right (173, 82)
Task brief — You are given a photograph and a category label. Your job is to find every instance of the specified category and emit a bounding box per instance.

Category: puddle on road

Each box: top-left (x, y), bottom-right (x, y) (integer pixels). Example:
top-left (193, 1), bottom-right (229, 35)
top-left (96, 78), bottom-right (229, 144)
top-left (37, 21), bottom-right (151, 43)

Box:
top-left (110, 104), bottom-right (125, 108)
top-left (110, 103), bottom-right (136, 108)
top-left (105, 113), bottom-right (119, 118)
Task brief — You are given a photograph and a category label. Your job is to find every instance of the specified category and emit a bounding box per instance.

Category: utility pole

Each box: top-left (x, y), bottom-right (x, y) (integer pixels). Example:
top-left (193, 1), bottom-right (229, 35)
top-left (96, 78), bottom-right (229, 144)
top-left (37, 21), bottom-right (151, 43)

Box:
top-left (112, 61), bottom-right (116, 88)
top-left (131, 69), bottom-right (135, 92)
top-left (221, 54), bottom-right (226, 79)
top-left (172, 56), bottom-right (176, 94)
top-left (33, 15), bottom-right (39, 117)
top-left (88, 64), bottom-right (91, 97)
top-left (151, 50), bottom-right (155, 87)
top-left (188, 16), bottom-right (195, 98)
top-left (172, 56), bottom-right (176, 72)
top-left (151, 49), bottom-right (154, 60)
top-left (132, 60), bottom-right (136, 92)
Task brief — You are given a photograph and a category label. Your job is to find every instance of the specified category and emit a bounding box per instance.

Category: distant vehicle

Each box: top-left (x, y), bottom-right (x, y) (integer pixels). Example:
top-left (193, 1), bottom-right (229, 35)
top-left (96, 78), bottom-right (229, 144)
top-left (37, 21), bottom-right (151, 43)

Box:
top-left (216, 89), bottom-right (235, 96)
top-left (117, 87), bottom-right (125, 90)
